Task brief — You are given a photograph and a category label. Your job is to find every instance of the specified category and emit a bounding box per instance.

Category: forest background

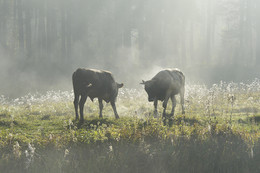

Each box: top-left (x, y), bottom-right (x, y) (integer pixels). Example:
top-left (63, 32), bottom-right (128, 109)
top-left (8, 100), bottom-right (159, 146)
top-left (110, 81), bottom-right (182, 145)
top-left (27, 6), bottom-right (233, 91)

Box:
top-left (1, 0), bottom-right (260, 97)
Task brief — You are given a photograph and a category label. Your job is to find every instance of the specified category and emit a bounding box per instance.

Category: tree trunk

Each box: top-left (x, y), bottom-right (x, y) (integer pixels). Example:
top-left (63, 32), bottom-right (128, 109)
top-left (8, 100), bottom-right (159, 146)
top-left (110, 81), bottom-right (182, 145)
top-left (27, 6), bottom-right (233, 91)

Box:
top-left (24, 3), bottom-right (32, 59)
top-left (189, 21), bottom-right (194, 66)
top-left (181, 20), bottom-right (186, 68)
top-left (17, 0), bottom-right (24, 53)
top-left (61, 5), bottom-right (67, 61)
top-left (239, 0), bottom-right (245, 65)
top-left (256, 1), bottom-right (260, 66)
top-left (0, 0), bottom-right (8, 48)
top-left (205, 0), bottom-right (212, 63)
top-left (245, 0), bottom-right (253, 65)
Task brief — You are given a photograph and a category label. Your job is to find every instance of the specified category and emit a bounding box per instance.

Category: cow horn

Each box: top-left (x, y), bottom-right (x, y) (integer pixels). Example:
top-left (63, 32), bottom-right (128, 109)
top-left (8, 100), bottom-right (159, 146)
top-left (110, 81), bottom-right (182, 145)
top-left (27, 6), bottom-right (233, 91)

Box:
top-left (140, 80), bottom-right (145, 85)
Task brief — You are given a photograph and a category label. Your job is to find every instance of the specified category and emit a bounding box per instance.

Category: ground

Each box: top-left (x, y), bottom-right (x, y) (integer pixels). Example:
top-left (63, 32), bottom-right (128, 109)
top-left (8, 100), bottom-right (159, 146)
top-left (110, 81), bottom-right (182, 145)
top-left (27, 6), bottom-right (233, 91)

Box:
top-left (0, 81), bottom-right (259, 172)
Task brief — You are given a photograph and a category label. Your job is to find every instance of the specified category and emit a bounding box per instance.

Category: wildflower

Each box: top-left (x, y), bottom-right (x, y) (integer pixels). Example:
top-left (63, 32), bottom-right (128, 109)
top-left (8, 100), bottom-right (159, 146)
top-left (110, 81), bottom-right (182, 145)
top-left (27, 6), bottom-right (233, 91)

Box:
top-left (63, 120), bottom-right (67, 129)
top-left (109, 145), bottom-right (113, 152)
top-left (25, 150), bottom-right (29, 157)
top-left (25, 143), bottom-right (36, 169)
top-left (208, 125), bottom-right (211, 132)
top-left (13, 141), bottom-right (21, 158)
top-left (10, 114), bottom-right (14, 121)
top-left (64, 149), bottom-right (69, 158)
top-left (49, 134), bottom-right (53, 140)
top-left (171, 138), bottom-right (174, 146)
top-left (250, 148), bottom-right (254, 159)
top-left (72, 136), bottom-right (77, 142)
top-left (68, 119), bottom-right (73, 130)
top-left (228, 94), bottom-right (236, 104)
top-left (28, 143), bottom-right (35, 155)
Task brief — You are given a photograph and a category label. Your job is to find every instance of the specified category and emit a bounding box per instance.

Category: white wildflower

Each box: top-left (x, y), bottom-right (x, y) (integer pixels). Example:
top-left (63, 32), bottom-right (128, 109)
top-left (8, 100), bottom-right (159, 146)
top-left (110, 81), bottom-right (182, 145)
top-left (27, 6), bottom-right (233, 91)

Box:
top-left (109, 145), bottom-right (113, 152)
top-left (64, 149), bottom-right (69, 158)
top-left (13, 141), bottom-right (21, 158)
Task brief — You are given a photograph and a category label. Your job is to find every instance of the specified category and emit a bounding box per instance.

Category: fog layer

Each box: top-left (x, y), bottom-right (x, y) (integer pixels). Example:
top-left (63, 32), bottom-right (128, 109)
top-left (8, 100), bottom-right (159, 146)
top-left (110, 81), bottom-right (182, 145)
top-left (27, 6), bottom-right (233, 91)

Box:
top-left (0, 0), bottom-right (260, 97)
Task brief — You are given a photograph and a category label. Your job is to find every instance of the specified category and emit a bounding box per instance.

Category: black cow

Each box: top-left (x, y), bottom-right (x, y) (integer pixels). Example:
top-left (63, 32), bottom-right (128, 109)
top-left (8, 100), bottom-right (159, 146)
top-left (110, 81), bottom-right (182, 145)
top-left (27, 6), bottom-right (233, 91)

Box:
top-left (141, 69), bottom-right (185, 117)
top-left (72, 68), bottom-right (123, 121)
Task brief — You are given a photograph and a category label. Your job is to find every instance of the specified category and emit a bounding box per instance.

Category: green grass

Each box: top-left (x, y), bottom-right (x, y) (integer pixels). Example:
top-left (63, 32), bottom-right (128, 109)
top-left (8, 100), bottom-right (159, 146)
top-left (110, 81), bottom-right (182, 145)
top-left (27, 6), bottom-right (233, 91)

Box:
top-left (0, 103), bottom-right (258, 149)
top-left (0, 83), bottom-right (260, 173)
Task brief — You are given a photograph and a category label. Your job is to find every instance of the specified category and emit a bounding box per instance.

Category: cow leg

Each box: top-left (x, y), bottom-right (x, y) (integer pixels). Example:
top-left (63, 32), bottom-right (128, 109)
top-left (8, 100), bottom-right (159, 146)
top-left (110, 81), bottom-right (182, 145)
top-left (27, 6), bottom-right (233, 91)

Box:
top-left (162, 95), bottom-right (170, 118)
top-left (180, 88), bottom-right (185, 114)
top-left (170, 95), bottom-right (176, 116)
top-left (98, 98), bottom-right (103, 118)
top-left (79, 95), bottom-right (87, 121)
top-left (73, 93), bottom-right (79, 120)
top-left (153, 98), bottom-right (158, 117)
top-left (111, 101), bottom-right (119, 119)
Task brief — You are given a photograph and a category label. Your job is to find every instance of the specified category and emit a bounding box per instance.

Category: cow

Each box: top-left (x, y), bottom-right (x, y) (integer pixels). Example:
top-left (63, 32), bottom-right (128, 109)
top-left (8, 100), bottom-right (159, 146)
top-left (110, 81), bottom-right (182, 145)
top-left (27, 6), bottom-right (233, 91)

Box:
top-left (141, 68), bottom-right (185, 118)
top-left (72, 68), bottom-right (123, 121)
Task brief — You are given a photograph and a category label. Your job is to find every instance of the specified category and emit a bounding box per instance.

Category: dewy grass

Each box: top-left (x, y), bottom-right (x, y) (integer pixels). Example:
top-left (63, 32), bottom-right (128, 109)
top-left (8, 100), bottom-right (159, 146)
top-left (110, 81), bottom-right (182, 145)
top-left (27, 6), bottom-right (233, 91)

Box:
top-left (0, 80), bottom-right (260, 172)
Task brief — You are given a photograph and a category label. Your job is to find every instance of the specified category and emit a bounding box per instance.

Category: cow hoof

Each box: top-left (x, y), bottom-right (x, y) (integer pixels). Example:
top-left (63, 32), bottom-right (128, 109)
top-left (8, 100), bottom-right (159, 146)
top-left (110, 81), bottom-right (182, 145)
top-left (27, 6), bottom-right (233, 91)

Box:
top-left (153, 111), bottom-right (158, 118)
top-left (162, 103), bottom-right (167, 109)
top-left (162, 112), bottom-right (166, 117)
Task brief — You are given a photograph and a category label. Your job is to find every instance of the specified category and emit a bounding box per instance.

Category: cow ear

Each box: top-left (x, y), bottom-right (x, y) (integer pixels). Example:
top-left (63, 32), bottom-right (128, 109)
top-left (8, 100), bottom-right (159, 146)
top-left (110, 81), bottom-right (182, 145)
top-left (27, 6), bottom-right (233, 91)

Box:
top-left (140, 80), bottom-right (145, 85)
top-left (117, 83), bottom-right (124, 88)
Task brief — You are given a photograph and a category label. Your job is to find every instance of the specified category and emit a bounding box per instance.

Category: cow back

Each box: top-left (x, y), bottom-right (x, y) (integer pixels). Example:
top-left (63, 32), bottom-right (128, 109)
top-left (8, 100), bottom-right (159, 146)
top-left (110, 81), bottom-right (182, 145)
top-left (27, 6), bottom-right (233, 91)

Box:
top-left (148, 69), bottom-right (185, 100)
top-left (73, 68), bottom-right (118, 102)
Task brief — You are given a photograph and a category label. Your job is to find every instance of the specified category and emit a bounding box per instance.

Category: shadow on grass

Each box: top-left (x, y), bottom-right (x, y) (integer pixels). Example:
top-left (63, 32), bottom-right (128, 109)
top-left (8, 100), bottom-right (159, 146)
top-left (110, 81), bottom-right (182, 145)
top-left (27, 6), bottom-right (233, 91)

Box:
top-left (237, 114), bottom-right (260, 125)
top-left (0, 120), bottom-right (23, 128)
top-left (248, 114), bottom-right (260, 124)
top-left (162, 113), bottom-right (201, 126)
top-left (73, 117), bottom-right (117, 129)
top-left (234, 107), bottom-right (259, 113)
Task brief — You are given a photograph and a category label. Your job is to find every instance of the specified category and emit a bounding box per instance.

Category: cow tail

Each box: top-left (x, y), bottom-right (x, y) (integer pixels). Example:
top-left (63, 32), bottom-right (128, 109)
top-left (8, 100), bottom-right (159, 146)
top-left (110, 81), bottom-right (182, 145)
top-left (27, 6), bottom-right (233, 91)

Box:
top-left (182, 74), bottom-right (185, 89)
top-left (72, 71), bottom-right (79, 96)
top-left (72, 72), bottom-right (75, 88)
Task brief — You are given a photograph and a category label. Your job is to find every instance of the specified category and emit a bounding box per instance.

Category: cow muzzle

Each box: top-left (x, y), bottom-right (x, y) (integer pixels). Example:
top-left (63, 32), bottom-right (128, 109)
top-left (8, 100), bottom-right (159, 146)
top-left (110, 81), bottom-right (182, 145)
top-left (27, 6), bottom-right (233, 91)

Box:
top-left (148, 98), bottom-right (154, 102)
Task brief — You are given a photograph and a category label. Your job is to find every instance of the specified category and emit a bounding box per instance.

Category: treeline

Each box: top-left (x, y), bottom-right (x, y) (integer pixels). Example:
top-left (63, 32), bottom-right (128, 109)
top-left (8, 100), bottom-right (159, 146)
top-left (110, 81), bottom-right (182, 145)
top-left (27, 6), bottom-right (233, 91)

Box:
top-left (0, 0), bottom-right (260, 95)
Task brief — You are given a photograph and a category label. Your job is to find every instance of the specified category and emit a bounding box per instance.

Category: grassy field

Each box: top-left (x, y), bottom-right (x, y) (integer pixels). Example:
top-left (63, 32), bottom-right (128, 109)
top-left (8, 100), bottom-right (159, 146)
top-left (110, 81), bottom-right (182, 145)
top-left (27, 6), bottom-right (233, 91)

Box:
top-left (0, 80), bottom-right (260, 173)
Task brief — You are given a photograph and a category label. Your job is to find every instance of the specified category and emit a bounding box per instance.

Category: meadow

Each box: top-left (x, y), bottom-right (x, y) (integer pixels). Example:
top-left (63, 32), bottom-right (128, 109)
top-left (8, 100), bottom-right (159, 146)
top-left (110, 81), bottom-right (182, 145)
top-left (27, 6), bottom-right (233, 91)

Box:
top-left (0, 80), bottom-right (259, 173)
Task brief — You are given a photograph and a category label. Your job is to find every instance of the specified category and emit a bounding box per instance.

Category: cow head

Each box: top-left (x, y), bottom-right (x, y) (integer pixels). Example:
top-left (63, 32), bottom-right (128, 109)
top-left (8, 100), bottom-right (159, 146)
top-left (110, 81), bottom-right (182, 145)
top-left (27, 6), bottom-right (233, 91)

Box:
top-left (141, 80), bottom-right (156, 102)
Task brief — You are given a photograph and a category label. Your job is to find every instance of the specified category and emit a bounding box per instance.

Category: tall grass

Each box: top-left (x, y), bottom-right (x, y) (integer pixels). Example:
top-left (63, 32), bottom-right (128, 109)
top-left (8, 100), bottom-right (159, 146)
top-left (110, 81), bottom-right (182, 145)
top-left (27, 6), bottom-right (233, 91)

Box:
top-left (0, 79), bottom-right (259, 172)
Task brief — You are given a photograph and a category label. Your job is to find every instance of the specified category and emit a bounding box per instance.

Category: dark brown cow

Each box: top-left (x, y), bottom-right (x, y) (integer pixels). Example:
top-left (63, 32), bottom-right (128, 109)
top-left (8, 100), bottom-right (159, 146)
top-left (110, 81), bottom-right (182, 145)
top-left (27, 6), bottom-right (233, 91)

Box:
top-left (141, 68), bottom-right (185, 117)
top-left (72, 68), bottom-right (123, 121)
